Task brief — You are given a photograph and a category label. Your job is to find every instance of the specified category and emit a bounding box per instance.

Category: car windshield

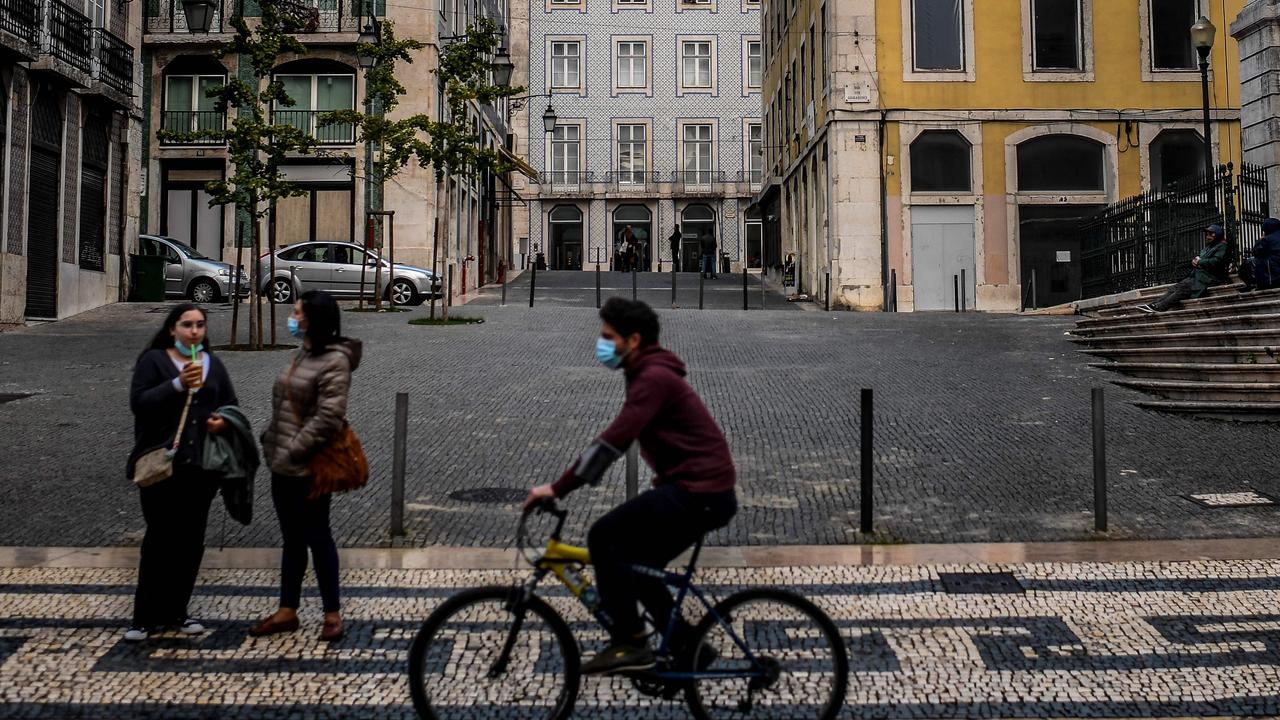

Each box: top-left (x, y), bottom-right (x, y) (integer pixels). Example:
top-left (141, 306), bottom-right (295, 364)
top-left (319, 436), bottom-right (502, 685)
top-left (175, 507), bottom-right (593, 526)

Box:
top-left (165, 239), bottom-right (209, 260)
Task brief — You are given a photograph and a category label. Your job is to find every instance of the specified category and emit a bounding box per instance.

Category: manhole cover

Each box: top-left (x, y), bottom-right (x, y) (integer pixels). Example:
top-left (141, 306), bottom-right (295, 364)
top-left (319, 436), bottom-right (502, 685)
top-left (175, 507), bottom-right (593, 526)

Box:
top-left (938, 572), bottom-right (1024, 595)
top-left (1185, 491), bottom-right (1277, 508)
top-left (448, 487), bottom-right (527, 504)
top-left (0, 393), bottom-right (32, 405)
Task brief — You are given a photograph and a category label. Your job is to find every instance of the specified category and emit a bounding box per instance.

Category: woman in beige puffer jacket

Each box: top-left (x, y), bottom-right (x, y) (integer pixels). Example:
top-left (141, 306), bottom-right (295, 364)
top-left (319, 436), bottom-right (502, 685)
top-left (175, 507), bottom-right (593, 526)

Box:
top-left (251, 290), bottom-right (360, 643)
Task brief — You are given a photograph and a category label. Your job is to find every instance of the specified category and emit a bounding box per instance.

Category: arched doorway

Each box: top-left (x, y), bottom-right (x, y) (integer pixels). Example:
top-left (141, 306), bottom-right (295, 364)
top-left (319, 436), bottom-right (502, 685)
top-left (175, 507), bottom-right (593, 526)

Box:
top-left (1015, 133), bottom-right (1108, 307)
top-left (612, 204), bottom-right (651, 271)
top-left (680, 204), bottom-right (715, 273)
top-left (549, 204), bottom-right (583, 270)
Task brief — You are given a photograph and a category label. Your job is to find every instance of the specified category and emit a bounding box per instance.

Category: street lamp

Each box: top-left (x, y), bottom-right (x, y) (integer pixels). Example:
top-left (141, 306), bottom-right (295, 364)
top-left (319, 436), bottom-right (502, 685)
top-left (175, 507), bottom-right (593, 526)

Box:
top-left (542, 104), bottom-right (558, 134)
top-left (357, 23), bottom-right (380, 69)
top-left (491, 47), bottom-right (515, 88)
top-left (181, 0), bottom-right (217, 33)
top-left (1191, 15), bottom-right (1217, 179)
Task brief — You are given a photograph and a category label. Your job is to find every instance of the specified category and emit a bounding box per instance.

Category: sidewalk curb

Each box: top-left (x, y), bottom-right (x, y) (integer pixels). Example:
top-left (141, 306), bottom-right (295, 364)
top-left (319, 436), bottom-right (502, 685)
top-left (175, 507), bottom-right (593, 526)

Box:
top-left (4, 538), bottom-right (1277, 570)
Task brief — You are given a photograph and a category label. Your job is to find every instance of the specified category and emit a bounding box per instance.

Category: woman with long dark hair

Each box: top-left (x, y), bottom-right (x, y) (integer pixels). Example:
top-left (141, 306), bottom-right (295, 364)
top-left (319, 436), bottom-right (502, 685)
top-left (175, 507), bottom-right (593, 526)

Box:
top-left (126, 303), bottom-right (238, 642)
top-left (252, 290), bottom-right (361, 642)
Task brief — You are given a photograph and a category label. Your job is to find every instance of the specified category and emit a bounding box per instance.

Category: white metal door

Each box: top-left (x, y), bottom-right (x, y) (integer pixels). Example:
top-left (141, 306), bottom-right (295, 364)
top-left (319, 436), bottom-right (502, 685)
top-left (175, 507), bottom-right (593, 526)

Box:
top-left (910, 205), bottom-right (976, 311)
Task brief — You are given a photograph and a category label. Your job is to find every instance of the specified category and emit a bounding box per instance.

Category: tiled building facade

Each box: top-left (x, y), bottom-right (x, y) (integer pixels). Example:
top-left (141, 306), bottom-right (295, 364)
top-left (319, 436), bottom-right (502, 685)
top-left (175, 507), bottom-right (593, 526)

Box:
top-left (0, 0), bottom-right (141, 323)
top-left (522, 0), bottom-right (763, 273)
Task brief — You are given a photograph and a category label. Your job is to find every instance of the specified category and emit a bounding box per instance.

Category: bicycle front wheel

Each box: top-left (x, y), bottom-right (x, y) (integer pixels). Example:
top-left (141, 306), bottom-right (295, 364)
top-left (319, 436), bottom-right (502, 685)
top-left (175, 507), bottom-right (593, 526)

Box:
top-left (684, 588), bottom-right (848, 720)
top-left (408, 586), bottom-right (580, 720)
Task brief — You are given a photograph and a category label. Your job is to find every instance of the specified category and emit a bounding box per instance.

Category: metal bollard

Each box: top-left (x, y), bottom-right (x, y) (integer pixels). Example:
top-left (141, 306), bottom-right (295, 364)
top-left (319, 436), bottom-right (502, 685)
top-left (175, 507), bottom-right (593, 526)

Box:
top-left (825, 271), bottom-right (831, 312)
top-left (391, 392), bottom-right (408, 537)
top-left (625, 445), bottom-right (639, 500)
top-left (501, 275), bottom-right (507, 306)
top-left (671, 264), bottom-right (678, 307)
top-left (953, 275), bottom-right (960, 313)
top-left (890, 269), bottom-right (898, 312)
top-left (760, 270), bottom-right (766, 309)
top-left (960, 269), bottom-right (967, 312)
top-left (698, 271), bottom-right (705, 310)
top-left (596, 264), bottom-right (602, 309)
top-left (632, 267), bottom-right (637, 301)
top-left (742, 268), bottom-right (749, 310)
top-left (529, 262), bottom-right (537, 308)
top-left (448, 266), bottom-right (454, 308)
top-left (1093, 388), bottom-right (1107, 532)
top-left (860, 388), bottom-right (874, 534)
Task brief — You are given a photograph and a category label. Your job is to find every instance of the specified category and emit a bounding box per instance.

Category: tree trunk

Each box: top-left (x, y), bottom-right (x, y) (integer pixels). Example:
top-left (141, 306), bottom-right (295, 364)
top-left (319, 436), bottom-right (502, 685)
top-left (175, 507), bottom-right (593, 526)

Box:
top-left (269, 202), bottom-right (277, 347)
top-left (430, 178), bottom-right (441, 320)
top-left (231, 225), bottom-right (244, 347)
top-left (252, 217), bottom-right (263, 350)
top-left (442, 180), bottom-right (450, 322)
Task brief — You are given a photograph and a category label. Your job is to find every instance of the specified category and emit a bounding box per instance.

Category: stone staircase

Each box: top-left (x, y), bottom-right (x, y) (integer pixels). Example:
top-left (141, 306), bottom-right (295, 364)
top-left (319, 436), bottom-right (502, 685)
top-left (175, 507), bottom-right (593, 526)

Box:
top-left (1072, 284), bottom-right (1280, 420)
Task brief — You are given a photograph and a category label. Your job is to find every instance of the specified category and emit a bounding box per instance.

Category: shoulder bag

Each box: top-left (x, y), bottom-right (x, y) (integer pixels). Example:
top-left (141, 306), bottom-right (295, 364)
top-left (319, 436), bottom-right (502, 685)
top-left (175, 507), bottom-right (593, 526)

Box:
top-left (132, 388), bottom-right (196, 487)
top-left (286, 357), bottom-right (369, 500)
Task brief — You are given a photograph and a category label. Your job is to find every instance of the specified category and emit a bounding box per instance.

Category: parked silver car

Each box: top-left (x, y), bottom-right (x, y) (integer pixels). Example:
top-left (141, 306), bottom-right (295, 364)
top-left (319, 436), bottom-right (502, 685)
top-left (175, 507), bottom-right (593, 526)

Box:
top-left (139, 234), bottom-right (248, 303)
top-left (258, 241), bottom-right (442, 305)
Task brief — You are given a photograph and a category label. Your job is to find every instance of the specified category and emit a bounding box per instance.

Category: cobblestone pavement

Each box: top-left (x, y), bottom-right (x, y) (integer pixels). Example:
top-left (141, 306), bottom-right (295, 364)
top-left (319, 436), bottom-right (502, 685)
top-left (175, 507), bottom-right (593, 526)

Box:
top-left (0, 300), bottom-right (1278, 548)
top-left (1, 558), bottom-right (1279, 718)
top-left (470, 270), bottom-right (804, 310)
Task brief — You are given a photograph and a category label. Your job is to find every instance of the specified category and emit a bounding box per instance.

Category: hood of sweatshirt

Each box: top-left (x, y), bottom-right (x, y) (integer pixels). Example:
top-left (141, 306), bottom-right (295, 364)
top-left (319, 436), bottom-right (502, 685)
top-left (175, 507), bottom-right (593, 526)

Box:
top-left (625, 344), bottom-right (686, 380)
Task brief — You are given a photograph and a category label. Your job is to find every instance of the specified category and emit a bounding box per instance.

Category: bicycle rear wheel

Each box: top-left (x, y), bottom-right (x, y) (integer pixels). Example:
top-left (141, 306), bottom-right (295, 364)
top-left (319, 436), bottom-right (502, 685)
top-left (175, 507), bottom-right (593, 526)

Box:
top-left (684, 588), bottom-right (848, 720)
top-left (408, 586), bottom-right (580, 720)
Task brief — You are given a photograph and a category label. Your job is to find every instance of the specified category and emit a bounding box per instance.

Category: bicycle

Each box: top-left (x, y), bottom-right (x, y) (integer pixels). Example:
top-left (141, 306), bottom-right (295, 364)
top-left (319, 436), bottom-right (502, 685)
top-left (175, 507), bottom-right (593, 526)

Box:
top-left (407, 499), bottom-right (849, 719)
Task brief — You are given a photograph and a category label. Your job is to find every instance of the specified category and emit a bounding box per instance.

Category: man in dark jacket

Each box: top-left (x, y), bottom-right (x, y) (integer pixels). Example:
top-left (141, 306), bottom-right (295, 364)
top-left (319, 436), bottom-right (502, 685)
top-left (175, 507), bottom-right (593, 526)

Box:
top-left (669, 224), bottom-right (681, 271)
top-left (700, 230), bottom-right (717, 279)
top-left (1239, 218), bottom-right (1280, 292)
top-left (1139, 224), bottom-right (1231, 313)
top-left (525, 298), bottom-right (737, 675)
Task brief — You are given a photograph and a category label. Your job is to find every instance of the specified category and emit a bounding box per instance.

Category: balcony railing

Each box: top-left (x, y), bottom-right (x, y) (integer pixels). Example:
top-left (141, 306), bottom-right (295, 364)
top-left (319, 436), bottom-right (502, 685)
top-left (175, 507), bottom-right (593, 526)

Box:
top-left (608, 170), bottom-right (661, 193)
top-left (41, 0), bottom-right (92, 73)
top-left (160, 110), bottom-right (226, 144)
top-left (272, 109), bottom-right (355, 145)
top-left (675, 169), bottom-right (720, 194)
top-left (739, 169), bottom-right (764, 192)
top-left (546, 170), bottom-right (594, 194)
top-left (92, 28), bottom-right (133, 95)
top-left (0, 0), bottom-right (39, 45)
top-left (145, 0), bottom-right (371, 34)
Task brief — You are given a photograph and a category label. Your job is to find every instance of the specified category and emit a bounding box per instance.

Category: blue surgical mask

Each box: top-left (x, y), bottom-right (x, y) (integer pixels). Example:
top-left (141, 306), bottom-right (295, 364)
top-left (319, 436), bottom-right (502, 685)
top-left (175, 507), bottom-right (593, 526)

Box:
top-left (596, 337), bottom-right (625, 370)
top-left (287, 317), bottom-right (305, 340)
top-left (174, 339), bottom-right (204, 355)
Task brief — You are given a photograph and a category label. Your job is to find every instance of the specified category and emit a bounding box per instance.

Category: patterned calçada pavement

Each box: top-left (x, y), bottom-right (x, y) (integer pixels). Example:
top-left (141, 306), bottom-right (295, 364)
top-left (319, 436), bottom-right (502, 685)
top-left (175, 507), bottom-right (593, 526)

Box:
top-left (2, 558), bottom-right (1280, 719)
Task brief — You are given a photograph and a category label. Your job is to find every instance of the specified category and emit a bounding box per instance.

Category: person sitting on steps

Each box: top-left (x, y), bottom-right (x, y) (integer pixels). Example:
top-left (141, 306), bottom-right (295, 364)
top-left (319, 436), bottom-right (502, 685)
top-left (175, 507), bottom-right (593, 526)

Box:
top-left (1239, 217), bottom-right (1280, 293)
top-left (1137, 224), bottom-right (1231, 313)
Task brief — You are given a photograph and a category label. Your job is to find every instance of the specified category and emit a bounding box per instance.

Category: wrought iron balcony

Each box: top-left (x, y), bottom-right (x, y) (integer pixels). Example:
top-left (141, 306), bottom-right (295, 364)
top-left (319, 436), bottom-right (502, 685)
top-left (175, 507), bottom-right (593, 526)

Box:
top-left (739, 169), bottom-right (765, 193)
top-left (160, 110), bottom-right (226, 144)
top-left (40, 0), bottom-right (92, 74)
top-left (91, 28), bottom-right (133, 95)
top-left (0, 0), bottom-right (39, 48)
top-left (272, 109), bottom-right (355, 145)
top-left (145, 0), bottom-right (372, 35)
top-left (545, 170), bottom-right (594, 194)
top-left (146, 0), bottom-right (228, 34)
top-left (674, 170), bottom-right (720, 195)
top-left (608, 170), bottom-right (661, 194)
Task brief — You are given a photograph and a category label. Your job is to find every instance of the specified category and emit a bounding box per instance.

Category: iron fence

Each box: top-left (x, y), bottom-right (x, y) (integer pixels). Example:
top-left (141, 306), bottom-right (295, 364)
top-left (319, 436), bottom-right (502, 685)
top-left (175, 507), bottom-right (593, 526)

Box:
top-left (0, 0), bottom-right (39, 44)
top-left (92, 28), bottom-right (133, 95)
top-left (145, 0), bottom-right (370, 34)
top-left (42, 0), bottom-right (92, 73)
top-left (160, 110), bottom-right (226, 143)
top-left (271, 109), bottom-right (355, 144)
top-left (1081, 163), bottom-right (1271, 299)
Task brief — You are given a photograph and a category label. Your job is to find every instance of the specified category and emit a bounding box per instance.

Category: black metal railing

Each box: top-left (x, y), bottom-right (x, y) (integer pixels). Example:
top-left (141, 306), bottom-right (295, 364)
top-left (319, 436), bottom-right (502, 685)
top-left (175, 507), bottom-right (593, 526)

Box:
top-left (0, 0), bottom-right (39, 44)
top-left (739, 169), bottom-right (765, 191)
top-left (1081, 163), bottom-right (1271, 299)
top-left (545, 170), bottom-right (594, 193)
top-left (42, 0), bottom-right (92, 73)
top-left (145, 0), bottom-right (373, 34)
top-left (146, 0), bottom-right (227, 33)
top-left (92, 28), bottom-right (133, 95)
top-left (160, 110), bottom-right (226, 143)
top-left (608, 170), bottom-right (660, 192)
top-left (272, 109), bottom-right (355, 144)
top-left (674, 169), bottom-right (720, 194)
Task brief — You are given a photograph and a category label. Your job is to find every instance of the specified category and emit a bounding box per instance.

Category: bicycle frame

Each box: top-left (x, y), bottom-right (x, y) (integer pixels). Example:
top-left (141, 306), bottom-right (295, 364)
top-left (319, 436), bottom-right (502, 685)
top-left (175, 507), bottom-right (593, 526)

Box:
top-left (511, 504), bottom-right (769, 683)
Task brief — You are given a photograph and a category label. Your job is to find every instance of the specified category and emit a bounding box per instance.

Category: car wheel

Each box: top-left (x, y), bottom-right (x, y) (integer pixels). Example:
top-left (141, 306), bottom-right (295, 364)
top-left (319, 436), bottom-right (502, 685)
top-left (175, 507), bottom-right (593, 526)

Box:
top-left (189, 278), bottom-right (219, 304)
top-left (270, 278), bottom-right (294, 304)
top-left (389, 279), bottom-right (419, 306)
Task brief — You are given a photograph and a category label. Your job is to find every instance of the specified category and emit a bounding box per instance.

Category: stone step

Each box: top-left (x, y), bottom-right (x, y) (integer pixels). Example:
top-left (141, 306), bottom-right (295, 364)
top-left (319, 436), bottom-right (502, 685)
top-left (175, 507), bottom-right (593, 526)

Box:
top-left (1074, 313), bottom-right (1280, 339)
top-left (1077, 298), bottom-right (1280, 330)
top-left (1133, 399), bottom-right (1280, 421)
top-left (1112, 378), bottom-right (1280, 403)
top-left (1089, 362), bottom-right (1280, 382)
top-left (1084, 346), bottom-right (1280, 364)
top-left (1093, 285), bottom-right (1280, 317)
top-left (1073, 328), bottom-right (1280, 350)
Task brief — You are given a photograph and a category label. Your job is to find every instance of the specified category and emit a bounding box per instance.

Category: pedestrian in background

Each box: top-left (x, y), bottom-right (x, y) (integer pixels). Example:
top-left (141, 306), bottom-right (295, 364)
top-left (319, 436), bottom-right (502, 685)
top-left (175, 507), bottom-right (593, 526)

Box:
top-left (701, 230), bottom-right (717, 280)
top-left (1239, 217), bottom-right (1280, 292)
top-left (252, 290), bottom-right (362, 642)
top-left (669, 224), bottom-right (681, 271)
top-left (126, 303), bottom-right (238, 642)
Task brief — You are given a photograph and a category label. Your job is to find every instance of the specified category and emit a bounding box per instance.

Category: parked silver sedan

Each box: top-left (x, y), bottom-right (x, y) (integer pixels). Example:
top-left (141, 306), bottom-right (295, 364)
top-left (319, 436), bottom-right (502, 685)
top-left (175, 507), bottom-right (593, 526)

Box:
top-left (257, 241), bottom-right (442, 305)
top-left (139, 234), bottom-right (248, 303)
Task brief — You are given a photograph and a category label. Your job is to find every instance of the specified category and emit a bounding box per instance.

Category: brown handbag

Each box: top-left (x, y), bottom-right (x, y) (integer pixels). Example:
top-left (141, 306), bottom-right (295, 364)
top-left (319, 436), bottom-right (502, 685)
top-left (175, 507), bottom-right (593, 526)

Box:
top-left (285, 358), bottom-right (369, 500)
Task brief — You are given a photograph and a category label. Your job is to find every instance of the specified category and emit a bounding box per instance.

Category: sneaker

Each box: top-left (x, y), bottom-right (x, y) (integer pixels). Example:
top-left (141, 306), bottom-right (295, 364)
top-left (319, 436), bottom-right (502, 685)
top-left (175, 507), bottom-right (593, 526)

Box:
top-left (1135, 304), bottom-right (1157, 314)
top-left (123, 627), bottom-right (149, 642)
top-left (580, 643), bottom-right (656, 675)
top-left (178, 618), bottom-right (206, 635)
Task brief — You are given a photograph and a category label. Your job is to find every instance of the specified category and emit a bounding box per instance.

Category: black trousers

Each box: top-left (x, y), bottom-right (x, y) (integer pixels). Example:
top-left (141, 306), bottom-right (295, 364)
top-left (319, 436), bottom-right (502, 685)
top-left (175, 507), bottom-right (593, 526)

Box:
top-left (132, 466), bottom-right (219, 628)
top-left (1150, 276), bottom-right (1195, 311)
top-left (272, 474), bottom-right (341, 613)
top-left (588, 484), bottom-right (737, 644)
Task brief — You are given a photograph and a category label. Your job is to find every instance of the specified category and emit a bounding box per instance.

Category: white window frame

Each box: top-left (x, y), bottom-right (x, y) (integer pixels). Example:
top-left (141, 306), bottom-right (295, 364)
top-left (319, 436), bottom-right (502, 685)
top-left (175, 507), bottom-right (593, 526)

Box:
top-left (613, 36), bottom-right (652, 95)
top-left (546, 0), bottom-right (586, 12)
top-left (678, 119), bottom-right (717, 188)
top-left (743, 35), bottom-right (763, 93)
top-left (87, 0), bottom-right (106, 27)
top-left (742, 0), bottom-right (760, 11)
top-left (274, 73), bottom-right (357, 145)
top-left (743, 119), bottom-right (763, 188)
top-left (901, 0), bottom-right (976, 82)
top-left (1021, 0), bottom-right (1094, 82)
top-left (548, 121), bottom-right (585, 187)
top-left (1138, 122), bottom-right (1219, 193)
top-left (678, 36), bottom-right (718, 96)
top-left (615, 120), bottom-right (651, 186)
top-left (677, 0), bottom-right (717, 11)
top-left (1139, 0), bottom-right (1203, 82)
top-left (614, 0), bottom-right (651, 11)
top-left (547, 37), bottom-right (586, 94)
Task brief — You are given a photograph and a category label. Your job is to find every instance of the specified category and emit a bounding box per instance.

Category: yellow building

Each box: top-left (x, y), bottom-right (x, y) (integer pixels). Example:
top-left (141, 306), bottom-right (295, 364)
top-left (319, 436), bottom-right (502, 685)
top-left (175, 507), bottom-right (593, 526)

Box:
top-left (760, 0), bottom-right (1245, 311)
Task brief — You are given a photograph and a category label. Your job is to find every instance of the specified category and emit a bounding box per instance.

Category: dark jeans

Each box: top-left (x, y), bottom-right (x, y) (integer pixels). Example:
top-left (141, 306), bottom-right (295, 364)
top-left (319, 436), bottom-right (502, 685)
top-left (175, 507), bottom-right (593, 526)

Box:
top-left (132, 466), bottom-right (219, 628)
top-left (588, 483), bottom-right (737, 644)
top-left (702, 255), bottom-right (716, 277)
top-left (272, 474), bottom-right (341, 613)
top-left (1150, 276), bottom-right (1195, 311)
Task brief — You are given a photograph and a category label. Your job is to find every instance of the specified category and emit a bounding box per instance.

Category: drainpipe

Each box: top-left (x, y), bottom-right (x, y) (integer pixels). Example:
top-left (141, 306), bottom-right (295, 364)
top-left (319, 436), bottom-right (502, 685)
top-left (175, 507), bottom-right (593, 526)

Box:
top-left (824, 133), bottom-right (835, 308)
top-left (878, 109), bottom-right (889, 312)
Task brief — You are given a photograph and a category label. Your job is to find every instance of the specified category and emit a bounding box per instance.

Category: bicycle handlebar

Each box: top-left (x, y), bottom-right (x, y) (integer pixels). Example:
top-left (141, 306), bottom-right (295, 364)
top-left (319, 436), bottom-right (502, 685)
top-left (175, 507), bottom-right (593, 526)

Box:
top-left (515, 498), bottom-right (569, 562)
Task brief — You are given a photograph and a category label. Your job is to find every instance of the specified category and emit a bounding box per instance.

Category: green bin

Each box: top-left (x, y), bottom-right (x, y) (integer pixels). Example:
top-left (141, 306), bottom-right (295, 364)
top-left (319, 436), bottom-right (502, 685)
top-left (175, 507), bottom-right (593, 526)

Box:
top-left (130, 254), bottom-right (167, 302)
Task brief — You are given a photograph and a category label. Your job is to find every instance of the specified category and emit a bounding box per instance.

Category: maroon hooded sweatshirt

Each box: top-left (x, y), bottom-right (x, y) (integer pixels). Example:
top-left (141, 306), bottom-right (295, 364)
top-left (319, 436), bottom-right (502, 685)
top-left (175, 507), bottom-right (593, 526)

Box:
top-left (551, 344), bottom-right (736, 497)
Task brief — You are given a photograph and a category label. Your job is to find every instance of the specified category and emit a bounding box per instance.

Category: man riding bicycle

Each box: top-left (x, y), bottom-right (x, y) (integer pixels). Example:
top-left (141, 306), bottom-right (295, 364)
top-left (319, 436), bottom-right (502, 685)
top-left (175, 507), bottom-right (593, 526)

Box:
top-left (524, 298), bottom-right (738, 676)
